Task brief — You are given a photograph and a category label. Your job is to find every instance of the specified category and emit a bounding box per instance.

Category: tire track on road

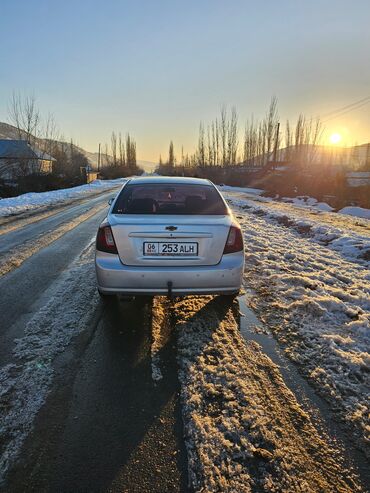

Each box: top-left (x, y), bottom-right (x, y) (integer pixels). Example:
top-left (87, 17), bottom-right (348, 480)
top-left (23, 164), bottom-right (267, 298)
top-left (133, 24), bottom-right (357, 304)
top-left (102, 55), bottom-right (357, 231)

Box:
top-left (4, 295), bottom-right (190, 492)
top-left (0, 202), bottom-right (107, 277)
top-left (172, 295), bottom-right (364, 492)
top-left (0, 243), bottom-right (99, 484)
top-left (0, 187), bottom-right (118, 236)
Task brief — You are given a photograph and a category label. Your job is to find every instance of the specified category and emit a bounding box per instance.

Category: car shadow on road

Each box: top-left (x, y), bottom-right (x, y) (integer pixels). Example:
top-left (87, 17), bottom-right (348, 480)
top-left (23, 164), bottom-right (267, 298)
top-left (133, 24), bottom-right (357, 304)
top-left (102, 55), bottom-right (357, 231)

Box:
top-left (4, 295), bottom-right (236, 493)
top-left (45, 295), bottom-right (191, 493)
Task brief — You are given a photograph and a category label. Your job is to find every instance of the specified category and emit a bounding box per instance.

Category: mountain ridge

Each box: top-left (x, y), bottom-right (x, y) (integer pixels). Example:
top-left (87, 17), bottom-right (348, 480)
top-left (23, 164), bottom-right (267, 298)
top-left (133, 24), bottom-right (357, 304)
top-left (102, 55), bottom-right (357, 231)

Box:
top-left (0, 122), bottom-right (157, 171)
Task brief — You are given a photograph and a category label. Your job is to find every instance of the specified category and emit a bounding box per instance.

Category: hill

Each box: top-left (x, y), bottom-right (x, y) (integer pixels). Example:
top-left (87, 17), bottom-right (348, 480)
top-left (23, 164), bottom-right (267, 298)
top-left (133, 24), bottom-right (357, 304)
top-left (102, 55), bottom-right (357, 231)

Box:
top-left (0, 122), bottom-right (157, 172)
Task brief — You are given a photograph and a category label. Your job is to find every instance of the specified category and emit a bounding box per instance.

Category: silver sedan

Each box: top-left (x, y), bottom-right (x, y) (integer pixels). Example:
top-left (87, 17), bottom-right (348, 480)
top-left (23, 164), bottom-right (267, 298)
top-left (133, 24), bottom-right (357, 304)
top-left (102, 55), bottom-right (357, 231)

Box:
top-left (95, 176), bottom-right (244, 297)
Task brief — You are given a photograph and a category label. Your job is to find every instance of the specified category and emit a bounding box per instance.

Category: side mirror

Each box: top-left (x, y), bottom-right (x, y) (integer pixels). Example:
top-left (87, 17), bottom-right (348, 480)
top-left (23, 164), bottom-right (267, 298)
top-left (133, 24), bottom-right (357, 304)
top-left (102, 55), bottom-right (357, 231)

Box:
top-left (108, 197), bottom-right (115, 206)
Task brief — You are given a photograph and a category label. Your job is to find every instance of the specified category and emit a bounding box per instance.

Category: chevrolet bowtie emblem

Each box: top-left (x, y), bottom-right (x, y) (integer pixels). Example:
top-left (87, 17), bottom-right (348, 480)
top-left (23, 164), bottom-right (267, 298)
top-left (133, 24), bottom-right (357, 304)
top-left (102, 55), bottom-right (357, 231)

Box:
top-left (165, 226), bottom-right (177, 231)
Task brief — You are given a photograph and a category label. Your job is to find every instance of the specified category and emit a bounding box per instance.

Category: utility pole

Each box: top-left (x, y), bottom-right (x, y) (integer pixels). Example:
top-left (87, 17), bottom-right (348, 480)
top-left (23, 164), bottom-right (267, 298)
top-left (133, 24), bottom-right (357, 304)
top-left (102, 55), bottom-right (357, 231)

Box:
top-left (98, 143), bottom-right (101, 172)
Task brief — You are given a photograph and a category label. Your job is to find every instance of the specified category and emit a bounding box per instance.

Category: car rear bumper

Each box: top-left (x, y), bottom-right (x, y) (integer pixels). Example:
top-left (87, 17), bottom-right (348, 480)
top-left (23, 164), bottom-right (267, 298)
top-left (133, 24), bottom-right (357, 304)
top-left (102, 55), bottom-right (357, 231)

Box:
top-left (95, 251), bottom-right (244, 295)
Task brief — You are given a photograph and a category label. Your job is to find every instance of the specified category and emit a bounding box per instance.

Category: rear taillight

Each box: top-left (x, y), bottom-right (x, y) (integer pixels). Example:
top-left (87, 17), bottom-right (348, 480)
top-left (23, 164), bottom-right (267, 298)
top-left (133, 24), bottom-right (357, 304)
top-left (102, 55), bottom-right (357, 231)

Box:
top-left (96, 225), bottom-right (118, 254)
top-left (223, 225), bottom-right (244, 254)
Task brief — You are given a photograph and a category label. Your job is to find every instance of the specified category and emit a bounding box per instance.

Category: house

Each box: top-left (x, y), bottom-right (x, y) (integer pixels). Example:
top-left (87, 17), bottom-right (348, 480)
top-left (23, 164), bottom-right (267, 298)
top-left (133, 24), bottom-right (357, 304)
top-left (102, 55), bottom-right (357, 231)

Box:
top-left (0, 139), bottom-right (55, 180)
top-left (79, 164), bottom-right (100, 184)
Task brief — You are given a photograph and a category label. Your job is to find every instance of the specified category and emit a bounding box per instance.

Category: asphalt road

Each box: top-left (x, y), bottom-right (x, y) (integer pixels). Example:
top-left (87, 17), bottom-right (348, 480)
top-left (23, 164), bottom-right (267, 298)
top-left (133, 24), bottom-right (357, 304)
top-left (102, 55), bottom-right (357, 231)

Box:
top-left (0, 192), bottom-right (112, 365)
top-left (5, 297), bottom-right (189, 493)
top-left (0, 190), bottom-right (368, 492)
top-left (0, 191), bottom-right (189, 492)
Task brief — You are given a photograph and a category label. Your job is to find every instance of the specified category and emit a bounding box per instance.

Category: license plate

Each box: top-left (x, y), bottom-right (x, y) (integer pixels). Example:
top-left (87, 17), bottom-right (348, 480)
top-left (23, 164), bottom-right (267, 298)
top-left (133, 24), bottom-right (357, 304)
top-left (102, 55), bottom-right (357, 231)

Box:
top-left (143, 242), bottom-right (198, 256)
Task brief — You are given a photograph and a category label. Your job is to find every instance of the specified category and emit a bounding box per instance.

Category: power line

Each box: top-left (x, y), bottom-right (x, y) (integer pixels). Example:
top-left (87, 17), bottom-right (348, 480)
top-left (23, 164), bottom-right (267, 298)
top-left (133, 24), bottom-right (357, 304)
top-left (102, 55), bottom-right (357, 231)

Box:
top-left (322, 96), bottom-right (370, 118)
top-left (321, 96), bottom-right (370, 123)
top-left (323, 100), bottom-right (370, 122)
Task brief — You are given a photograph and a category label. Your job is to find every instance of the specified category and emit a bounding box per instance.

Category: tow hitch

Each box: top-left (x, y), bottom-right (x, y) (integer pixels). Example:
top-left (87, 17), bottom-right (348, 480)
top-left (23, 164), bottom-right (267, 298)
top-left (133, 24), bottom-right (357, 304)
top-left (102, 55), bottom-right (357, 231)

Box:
top-left (167, 281), bottom-right (173, 299)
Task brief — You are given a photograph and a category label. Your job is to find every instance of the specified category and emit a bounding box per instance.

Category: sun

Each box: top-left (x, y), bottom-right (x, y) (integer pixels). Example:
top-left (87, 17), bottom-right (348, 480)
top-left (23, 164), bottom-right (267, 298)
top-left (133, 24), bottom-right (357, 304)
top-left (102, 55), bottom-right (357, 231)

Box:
top-left (329, 133), bottom-right (342, 144)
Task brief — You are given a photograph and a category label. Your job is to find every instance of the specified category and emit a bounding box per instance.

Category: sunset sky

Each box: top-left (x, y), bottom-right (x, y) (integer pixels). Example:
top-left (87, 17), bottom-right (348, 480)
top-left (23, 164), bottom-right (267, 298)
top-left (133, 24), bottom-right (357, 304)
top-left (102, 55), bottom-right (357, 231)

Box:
top-left (0, 0), bottom-right (369, 162)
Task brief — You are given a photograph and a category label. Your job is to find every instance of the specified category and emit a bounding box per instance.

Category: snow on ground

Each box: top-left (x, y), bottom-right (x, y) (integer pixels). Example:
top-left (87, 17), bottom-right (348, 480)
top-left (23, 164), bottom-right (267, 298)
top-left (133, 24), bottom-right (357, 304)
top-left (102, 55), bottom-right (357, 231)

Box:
top-left (173, 296), bottom-right (361, 492)
top-left (220, 184), bottom-right (370, 220)
top-left (339, 207), bottom-right (370, 220)
top-left (225, 193), bottom-right (370, 264)
top-left (218, 185), bottom-right (263, 195)
top-left (0, 242), bottom-right (99, 483)
top-left (0, 202), bottom-right (108, 277)
top-left (226, 195), bottom-right (370, 457)
top-left (0, 179), bottom-right (126, 217)
top-left (151, 298), bottom-right (167, 382)
top-left (281, 196), bottom-right (334, 212)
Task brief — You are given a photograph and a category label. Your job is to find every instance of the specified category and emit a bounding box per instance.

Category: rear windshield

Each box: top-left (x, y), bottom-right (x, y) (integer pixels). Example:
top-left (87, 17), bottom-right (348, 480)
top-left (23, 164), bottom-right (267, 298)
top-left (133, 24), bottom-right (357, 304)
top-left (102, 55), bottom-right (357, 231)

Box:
top-left (112, 183), bottom-right (228, 215)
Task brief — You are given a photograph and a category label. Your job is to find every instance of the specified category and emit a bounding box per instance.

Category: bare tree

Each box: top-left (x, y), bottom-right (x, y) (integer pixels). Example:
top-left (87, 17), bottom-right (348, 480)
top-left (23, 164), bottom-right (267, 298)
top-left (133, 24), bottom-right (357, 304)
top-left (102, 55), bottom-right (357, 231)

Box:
top-left (284, 120), bottom-right (292, 162)
top-left (215, 119), bottom-right (220, 165)
top-left (8, 92), bottom-right (40, 144)
top-left (265, 96), bottom-right (279, 163)
top-left (7, 93), bottom-right (63, 176)
top-left (102, 131), bottom-right (138, 175)
top-left (111, 131), bottom-right (118, 166)
top-left (130, 138), bottom-right (137, 168)
top-left (292, 115), bottom-right (323, 167)
top-left (197, 123), bottom-right (206, 167)
top-left (206, 126), bottom-right (212, 166)
top-left (126, 133), bottom-right (137, 169)
top-left (242, 98), bottom-right (279, 167)
top-left (227, 107), bottom-right (238, 165)
top-left (220, 106), bottom-right (228, 166)
top-left (243, 116), bottom-right (257, 165)
top-left (119, 133), bottom-right (125, 167)
top-left (36, 113), bottom-right (60, 174)
top-left (307, 117), bottom-right (323, 165)
top-left (211, 122), bottom-right (217, 166)
top-left (104, 143), bottom-right (111, 166)
top-left (194, 107), bottom-right (239, 168)
top-left (168, 141), bottom-right (175, 167)
top-left (43, 113), bottom-right (59, 151)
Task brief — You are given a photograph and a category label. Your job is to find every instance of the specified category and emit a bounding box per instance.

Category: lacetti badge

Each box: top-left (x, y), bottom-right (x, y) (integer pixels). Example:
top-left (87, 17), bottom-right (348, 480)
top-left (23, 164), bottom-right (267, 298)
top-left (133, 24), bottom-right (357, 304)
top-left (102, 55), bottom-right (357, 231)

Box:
top-left (165, 226), bottom-right (177, 231)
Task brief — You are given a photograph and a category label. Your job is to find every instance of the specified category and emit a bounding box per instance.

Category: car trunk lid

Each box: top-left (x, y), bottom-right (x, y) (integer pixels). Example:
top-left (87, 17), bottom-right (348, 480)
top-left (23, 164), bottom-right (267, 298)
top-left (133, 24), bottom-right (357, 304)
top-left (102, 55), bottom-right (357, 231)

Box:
top-left (109, 214), bottom-right (231, 266)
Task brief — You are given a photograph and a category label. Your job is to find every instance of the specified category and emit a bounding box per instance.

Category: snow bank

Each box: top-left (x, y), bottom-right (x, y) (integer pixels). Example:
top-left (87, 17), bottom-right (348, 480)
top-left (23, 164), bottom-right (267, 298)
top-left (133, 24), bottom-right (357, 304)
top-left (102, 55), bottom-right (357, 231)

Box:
top-left (232, 202), bottom-right (370, 457)
top-left (217, 185), bottom-right (264, 195)
top-left (281, 196), bottom-right (334, 212)
top-left (0, 243), bottom-right (99, 482)
top-left (0, 178), bottom-right (126, 217)
top-left (226, 195), bottom-right (370, 264)
top-left (221, 185), bottom-right (370, 220)
top-left (173, 297), bottom-right (360, 492)
top-left (339, 206), bottom-right (370, 220)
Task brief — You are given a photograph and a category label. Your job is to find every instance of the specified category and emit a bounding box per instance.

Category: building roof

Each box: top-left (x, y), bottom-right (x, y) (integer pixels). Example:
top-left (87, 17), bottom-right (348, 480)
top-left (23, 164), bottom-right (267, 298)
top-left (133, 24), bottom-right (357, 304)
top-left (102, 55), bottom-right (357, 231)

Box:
top-left (0, 139), bottom-right (55, 161)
